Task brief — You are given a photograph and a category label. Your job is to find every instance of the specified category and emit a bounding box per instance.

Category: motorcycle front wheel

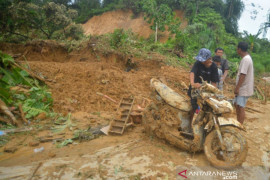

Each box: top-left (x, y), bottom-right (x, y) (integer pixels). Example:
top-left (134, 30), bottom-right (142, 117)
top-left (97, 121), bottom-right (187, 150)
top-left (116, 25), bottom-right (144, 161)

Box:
top-left (204, 126), bottom-right (248, 169)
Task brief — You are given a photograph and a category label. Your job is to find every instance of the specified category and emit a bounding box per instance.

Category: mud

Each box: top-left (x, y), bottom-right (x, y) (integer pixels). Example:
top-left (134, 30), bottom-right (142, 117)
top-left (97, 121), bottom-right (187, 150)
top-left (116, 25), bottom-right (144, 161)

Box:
top-left (0, 38), bottom-right (269, 179)
top-left (82, 9), bottom-right (188, 42)
top-left (143, 95), bottom-right (196, 152)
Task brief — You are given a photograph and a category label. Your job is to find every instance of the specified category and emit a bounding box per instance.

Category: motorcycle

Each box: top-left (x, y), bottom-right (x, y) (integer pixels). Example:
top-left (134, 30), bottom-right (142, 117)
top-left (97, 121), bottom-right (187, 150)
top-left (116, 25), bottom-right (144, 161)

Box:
top-left (144, 78), bottom-right (248, 169)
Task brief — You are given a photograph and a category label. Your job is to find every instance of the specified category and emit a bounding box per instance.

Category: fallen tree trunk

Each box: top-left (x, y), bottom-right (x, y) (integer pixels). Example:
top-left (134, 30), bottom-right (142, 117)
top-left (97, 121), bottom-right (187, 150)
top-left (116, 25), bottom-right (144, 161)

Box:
top-left (0, 99), bottom-right (19, 126)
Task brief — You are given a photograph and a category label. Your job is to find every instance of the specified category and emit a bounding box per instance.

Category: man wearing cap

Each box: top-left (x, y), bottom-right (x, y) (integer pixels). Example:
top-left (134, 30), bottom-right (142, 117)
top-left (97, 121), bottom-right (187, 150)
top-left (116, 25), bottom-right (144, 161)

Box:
top-left (188, 48), bottom-right (219, 122)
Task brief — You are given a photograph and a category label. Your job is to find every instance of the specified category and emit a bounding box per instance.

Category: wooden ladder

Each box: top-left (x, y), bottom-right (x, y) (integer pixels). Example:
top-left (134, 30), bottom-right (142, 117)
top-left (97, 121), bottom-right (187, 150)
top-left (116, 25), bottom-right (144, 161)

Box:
top-left (108, 97), bottom-right (134, 135)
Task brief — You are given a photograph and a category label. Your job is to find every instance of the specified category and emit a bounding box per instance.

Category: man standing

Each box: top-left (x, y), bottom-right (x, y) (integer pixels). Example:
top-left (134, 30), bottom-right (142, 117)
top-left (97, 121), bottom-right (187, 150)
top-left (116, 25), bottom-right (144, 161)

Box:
top-left (212, 55), bottom-right (223, 91)
top-left (215, 47), bottom-right (229, 83)
top-left (234, 42), bottom-right (254, 124)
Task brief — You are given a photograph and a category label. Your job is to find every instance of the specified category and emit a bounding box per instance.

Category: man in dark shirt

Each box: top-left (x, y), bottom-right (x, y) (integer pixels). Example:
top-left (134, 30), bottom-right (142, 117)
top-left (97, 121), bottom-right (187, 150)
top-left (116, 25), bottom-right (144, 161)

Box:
top-left (215, 47), bottom-right (229, 83)
top-left (188, 48), bottom-right (219, 121)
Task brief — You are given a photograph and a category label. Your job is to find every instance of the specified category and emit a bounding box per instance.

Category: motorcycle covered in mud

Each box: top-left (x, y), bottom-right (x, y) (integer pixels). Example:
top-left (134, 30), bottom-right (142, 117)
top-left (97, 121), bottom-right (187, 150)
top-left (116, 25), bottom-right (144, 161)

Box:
top-left (144, 78), bottom-right (248, 169)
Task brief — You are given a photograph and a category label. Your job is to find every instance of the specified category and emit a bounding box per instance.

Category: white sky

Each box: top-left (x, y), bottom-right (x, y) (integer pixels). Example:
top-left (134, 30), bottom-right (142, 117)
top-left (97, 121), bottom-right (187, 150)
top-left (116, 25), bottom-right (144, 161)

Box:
top-left (238, 0), bottom-right (270, 39)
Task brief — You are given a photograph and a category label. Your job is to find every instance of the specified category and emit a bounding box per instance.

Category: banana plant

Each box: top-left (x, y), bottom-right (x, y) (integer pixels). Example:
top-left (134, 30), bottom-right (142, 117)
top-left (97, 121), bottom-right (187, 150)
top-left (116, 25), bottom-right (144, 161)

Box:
top-left (242, 30), bottom-right (262, 53)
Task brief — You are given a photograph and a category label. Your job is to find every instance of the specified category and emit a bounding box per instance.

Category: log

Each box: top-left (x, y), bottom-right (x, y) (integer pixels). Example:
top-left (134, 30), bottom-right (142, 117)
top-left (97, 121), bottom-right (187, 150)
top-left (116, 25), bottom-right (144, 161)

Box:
top-left (2, 127), bottom-right (33, 134)
top-left (19, 104), bottom-right (28, 124)
top-left (39, 137), bottom-right (63, 143)
top-left (10, 86), bottom-right (30, 94)
top-left (0, 99), bottom-right (19, 126)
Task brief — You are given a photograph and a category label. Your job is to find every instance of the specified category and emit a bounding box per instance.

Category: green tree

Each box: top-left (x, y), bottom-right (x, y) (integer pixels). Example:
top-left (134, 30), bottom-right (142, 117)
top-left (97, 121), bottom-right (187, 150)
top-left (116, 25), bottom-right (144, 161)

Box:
top-left (261, 10), bottom-right (270, 38)
top-left (102, 0), bottom-right (118, 7)
top-left (122, 0), bottom-right (141, 15)
top-left (175, 0), bottom-right (243, 35)
top-left (141, 0), bottom-right (180, 43)
top-left (1, 1), bottom-right (81, 41)
top-left (72, 0), bottom-right (101, 23)
top-left (0, 0), bottom-right (16, 38)
top-left (8, 2), bottom-right (43, 39)
top-left (193, 8), bottom-right (227, 46)
top-left (176, 0), bottom-right (224, 22)
top-left (42, 2), bottom-right (78, 39)
top-left (223, 0), bottom-right (244, 35)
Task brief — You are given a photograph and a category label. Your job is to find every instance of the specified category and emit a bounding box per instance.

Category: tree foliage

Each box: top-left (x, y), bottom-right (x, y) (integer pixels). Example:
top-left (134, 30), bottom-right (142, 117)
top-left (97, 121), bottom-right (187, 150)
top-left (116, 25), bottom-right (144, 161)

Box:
top-left (261, 10), bottom-right (270, 39)
top-left (174, 0), bottom-right (244, 35)
top-left (141, 0), bottom-right (181, 42)
top-left (223, 0), bottom-right (244, 35)
top-left (1, 0), bottom-right (270, 77)
top-left (72, 0), bottom-right (101, 23)
top-left (0, 52), bottom-right (53, 119)
top-left (1, 1), bottom-right (83, 41)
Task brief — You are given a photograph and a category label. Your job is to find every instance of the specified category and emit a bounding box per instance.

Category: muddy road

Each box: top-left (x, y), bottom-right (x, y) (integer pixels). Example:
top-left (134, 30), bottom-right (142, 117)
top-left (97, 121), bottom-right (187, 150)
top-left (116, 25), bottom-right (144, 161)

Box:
top-left (0, 100), bottom-right (269, 180)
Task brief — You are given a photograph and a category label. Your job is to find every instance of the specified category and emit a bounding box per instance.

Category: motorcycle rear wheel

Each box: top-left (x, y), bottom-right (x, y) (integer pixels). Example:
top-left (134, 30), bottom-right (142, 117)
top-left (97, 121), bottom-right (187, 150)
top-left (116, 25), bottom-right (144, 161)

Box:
top-left (204, 126), bottom-right (248, 169)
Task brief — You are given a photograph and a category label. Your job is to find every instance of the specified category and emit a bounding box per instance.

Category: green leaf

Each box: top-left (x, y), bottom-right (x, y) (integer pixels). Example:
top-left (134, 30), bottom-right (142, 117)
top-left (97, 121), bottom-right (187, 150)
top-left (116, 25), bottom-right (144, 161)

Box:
top-left (13, 69), bottom-right (33, 86)
top-left (57, 139), bottom-right (73, 148)
top-left (0, 67), bottom-right (16, 86)
top-left (52, 113), bottom-right (74, 133)
top-left (0, 87), bottom-right (12, 105)
top-left (22, 99), bottom-right (47, 119)
top-left (0, 67), bottom-right (33, 87)
top-left (13, 94), bottom-right (26, 101)
top-left (0, 52), bottom-right (14, 68)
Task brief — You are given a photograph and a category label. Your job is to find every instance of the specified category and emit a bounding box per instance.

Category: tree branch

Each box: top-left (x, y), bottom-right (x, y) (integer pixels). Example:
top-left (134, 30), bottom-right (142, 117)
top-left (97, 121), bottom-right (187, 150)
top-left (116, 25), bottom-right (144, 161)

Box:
top-left (6, 30), bottom-right (30, 40)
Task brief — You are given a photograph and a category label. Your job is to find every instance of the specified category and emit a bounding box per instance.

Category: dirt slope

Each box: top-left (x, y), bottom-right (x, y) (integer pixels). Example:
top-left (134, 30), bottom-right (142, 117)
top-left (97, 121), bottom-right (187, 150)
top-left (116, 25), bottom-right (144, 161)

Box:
top-left (1, 41), bottom-right (191, 115)
top-left (82, 9), bottom-right (187, 40)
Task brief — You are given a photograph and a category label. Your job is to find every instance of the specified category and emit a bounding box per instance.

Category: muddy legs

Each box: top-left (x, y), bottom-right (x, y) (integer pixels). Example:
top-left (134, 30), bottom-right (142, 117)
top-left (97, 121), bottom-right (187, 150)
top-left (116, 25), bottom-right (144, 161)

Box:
top-left (235, 105), bottom-right (245, 124)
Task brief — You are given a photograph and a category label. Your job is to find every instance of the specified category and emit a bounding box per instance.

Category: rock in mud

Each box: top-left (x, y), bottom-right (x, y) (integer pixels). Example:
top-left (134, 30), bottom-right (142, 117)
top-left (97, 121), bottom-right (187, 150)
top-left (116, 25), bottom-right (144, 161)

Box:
top-left (48, 152), bottom-right (56, 158)
top-left (35, 112), bottom-right (47, 120)
top-left (4, 146), bottom-right (18, 153)
top-left (29, 141), bottom-right (40, 147)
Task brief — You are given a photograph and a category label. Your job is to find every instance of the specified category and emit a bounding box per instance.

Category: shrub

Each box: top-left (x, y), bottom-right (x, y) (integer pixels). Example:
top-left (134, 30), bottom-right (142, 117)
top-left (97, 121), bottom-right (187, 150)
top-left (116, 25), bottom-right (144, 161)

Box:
top-left (110, 29), bottom-right (128, 48)
top-left (64, 23), bottom-right (84, 40)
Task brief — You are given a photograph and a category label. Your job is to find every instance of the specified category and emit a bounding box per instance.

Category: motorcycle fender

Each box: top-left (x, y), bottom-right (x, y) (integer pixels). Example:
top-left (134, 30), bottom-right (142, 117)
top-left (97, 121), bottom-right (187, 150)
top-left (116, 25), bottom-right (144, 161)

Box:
top-left (217, 117), bottom-right (246, 131)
